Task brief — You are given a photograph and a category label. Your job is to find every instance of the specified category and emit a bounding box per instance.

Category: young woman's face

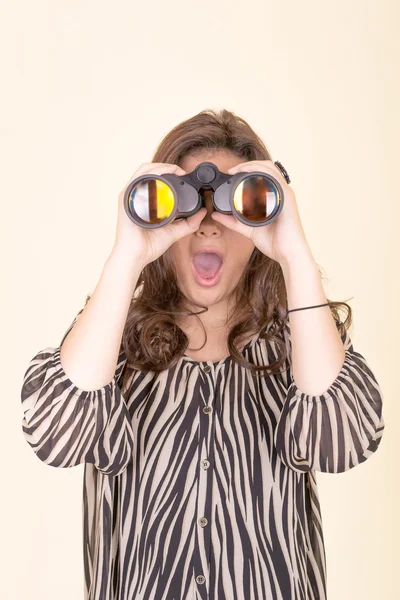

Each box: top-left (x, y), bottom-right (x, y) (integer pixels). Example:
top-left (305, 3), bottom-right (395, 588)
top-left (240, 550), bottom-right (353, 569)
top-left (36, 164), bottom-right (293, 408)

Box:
top-left (168, 151), bottom-right (256, 311)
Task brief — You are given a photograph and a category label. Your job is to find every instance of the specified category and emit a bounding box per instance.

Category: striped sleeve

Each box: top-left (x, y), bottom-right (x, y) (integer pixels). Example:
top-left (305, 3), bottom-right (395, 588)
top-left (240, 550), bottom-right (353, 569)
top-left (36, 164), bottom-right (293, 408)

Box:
top-left (273, 321), bottom-right (385, 473)
top-left (20, 309), bottom-right (134, 476)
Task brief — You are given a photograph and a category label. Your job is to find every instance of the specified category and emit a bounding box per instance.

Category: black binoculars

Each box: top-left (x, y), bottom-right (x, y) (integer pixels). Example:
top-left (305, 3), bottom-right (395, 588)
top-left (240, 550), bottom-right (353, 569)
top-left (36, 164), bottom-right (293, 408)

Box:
top-left (123, 161), bottom-right (286, 229)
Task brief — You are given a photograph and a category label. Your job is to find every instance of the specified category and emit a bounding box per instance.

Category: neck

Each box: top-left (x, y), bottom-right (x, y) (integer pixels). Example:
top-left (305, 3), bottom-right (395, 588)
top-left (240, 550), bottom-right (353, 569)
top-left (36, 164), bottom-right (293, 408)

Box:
top-left (177, 294), bottom-right (236, 333)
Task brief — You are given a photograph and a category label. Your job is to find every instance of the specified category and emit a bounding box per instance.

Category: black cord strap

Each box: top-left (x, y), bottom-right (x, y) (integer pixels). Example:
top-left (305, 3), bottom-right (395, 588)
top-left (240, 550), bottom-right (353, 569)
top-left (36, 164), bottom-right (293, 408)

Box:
top-left (287, 302), bottom-right (330, 315)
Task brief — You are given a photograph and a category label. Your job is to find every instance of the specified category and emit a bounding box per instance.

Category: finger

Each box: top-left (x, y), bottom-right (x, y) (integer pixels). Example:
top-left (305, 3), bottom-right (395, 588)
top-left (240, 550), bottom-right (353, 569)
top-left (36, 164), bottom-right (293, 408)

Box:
top-left (138, 163), bottom-right (186, 176)
top-left (122, 163), bottom-right (186, 190)
top-left (226, 161), bottom-right (250, 173)
top-left (167, 207), bottom-right (208, 242)
top-left (211, 212), bottom-right (253, 239)
top-left (227, 160), bottom-right (274, 174)
top-left (227, 161), bottom-right (287, 188)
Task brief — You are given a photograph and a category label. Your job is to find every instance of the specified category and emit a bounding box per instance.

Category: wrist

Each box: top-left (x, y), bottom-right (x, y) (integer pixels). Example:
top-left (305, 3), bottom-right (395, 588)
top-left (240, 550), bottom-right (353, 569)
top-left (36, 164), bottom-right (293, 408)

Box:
top-left (106, 247), bottom-right (146, 279)
top-left (279, 243), bottom-right (315, 274)
top-left (279, 246), bottom-right (327, 312)
top-left (108, 244), bottom-right (148, 272)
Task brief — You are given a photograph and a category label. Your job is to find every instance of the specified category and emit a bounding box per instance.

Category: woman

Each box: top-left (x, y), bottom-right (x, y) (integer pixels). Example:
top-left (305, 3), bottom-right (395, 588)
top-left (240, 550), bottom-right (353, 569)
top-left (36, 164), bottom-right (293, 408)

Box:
top-left (21, 108), bottom-right (385, 600)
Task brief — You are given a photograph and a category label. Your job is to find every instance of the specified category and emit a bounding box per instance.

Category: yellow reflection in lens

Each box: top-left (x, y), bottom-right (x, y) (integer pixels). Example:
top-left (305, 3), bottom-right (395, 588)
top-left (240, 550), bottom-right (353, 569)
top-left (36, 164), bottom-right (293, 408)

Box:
top-left (129, 178), bottom-right (175, 224)
top-left (233, 176), bottom-right (279, 223)
top-left (155, 180), bottom-right (174, 220)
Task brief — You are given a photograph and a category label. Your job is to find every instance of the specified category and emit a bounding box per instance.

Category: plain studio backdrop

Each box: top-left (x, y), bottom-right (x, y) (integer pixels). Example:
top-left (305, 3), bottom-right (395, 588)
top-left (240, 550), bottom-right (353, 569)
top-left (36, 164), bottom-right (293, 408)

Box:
top-left (1, 1), bottom-right (398, 598)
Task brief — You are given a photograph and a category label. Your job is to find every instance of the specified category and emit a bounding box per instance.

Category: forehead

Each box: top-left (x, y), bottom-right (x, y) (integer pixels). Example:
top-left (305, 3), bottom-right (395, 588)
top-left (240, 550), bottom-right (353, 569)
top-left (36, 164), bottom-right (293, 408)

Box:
top-left (179, 151), bottom-right (244, 174)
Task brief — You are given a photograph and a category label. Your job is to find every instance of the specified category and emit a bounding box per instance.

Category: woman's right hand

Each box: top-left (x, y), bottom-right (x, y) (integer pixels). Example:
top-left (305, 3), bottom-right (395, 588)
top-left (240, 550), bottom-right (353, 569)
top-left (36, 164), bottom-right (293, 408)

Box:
top-left (111, 163), bottom-right (207, 268)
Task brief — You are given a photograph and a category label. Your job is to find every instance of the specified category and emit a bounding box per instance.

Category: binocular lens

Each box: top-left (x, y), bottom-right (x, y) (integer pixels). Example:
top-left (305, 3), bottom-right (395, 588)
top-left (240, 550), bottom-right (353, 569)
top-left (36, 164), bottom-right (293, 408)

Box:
top-left (126, 173), bottom-right (281, 226)
top-left (233, 176), bottom-right (280, 223)
top-left (128, 179), bottom-right (175, 225)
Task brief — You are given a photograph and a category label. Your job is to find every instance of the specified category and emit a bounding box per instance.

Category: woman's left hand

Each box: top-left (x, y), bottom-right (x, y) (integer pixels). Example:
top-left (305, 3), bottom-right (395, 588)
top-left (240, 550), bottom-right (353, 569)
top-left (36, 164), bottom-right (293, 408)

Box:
top-left (210, 160), bottom-right (310, 264)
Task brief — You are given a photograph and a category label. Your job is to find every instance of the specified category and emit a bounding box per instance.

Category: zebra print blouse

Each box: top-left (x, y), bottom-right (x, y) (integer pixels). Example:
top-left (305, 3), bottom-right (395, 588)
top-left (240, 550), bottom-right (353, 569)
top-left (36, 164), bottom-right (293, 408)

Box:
top-left (20, 313), bottom-right (385, 600)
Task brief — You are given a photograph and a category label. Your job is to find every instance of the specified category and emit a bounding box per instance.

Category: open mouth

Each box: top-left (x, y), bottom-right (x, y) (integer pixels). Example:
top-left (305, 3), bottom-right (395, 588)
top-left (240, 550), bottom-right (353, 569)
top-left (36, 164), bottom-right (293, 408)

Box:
top-left (191, 251), bottom-right (224, 287)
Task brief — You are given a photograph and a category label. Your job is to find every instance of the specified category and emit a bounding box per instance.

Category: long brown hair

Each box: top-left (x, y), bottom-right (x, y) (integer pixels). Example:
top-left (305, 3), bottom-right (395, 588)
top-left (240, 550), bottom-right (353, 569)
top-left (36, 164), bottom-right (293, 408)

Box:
top-left (109, 108), bottom-right (352, 388)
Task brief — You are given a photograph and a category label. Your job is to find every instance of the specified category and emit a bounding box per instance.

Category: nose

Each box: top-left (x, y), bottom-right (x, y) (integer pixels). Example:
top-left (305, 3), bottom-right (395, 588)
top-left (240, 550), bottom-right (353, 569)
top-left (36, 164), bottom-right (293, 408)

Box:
top-left (196, 189), bottom-right (221, 236)
top-left (200, 189), bottom-right (215, 216)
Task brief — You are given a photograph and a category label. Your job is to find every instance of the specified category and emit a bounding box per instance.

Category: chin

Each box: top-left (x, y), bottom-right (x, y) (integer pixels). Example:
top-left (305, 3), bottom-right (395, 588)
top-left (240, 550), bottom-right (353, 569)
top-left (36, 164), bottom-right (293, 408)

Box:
top-left (179, 283), bottom-right (225, 306)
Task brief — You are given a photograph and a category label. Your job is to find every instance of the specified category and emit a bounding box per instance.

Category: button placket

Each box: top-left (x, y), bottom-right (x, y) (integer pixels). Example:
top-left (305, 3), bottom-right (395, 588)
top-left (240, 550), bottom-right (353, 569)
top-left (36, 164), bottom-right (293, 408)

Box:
top-left (193, 361), bottom-right (215, 594)
top-left (194, 438), bottom-right (210, 593)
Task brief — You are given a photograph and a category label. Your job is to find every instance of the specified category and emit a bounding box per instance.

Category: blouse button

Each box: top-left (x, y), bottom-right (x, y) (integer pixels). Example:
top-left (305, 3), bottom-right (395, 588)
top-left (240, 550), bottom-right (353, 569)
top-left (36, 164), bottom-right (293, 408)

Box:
top-left (201, 459), bottom-right (210, 469)
top-left (196, 575), bottom-right (206, 584)
top-left (199, 517), bottom-right (208, 527)
top-left (202, 364), bottom-right (211, 373)
top-left (203, 405), bottom-right (213, 414)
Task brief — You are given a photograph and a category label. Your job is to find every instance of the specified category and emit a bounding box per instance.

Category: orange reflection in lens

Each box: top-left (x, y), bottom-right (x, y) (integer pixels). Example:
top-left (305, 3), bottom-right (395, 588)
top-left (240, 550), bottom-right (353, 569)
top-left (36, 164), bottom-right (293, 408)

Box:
top-left (233, 176), bottom-right (279, 223)
top-left (129, 179), bottom-right (175, 224)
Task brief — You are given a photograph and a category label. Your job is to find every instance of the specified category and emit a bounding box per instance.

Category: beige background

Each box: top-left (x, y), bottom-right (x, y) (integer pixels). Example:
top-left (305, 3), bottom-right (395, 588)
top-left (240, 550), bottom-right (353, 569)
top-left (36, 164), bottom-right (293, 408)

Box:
top-left (1, 0), bottom-right (398, 598)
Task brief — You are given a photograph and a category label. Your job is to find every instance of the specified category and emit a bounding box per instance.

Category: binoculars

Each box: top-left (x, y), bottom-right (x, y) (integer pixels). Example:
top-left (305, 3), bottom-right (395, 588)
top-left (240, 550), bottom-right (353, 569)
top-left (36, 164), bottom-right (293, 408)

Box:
top-left (123, 161), bottom-right (286, 229)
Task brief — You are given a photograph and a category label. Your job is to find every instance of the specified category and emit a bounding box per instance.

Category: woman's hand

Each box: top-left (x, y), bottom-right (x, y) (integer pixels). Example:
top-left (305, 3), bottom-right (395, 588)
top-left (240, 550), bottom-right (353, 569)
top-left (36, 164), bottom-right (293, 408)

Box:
top-left (112, 163), bottom-right (207, 268)
top-left (210, 160), bottom-right (310, 265)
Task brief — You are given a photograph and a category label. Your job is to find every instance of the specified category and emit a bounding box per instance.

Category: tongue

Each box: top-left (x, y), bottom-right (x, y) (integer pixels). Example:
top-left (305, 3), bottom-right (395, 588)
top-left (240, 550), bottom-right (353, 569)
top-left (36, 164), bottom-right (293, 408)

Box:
top-left (193, 253), bottom-right (223, 279)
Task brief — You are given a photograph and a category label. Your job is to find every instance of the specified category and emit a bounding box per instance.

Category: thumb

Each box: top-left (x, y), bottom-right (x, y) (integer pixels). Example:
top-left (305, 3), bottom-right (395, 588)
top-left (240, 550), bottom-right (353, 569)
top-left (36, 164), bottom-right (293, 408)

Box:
top-left (210, 212), bottom-right (236, 228)
top-left (211, 211), bottom-right (253, 239)
top-left (167, 207), bottom-right (208, 242)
